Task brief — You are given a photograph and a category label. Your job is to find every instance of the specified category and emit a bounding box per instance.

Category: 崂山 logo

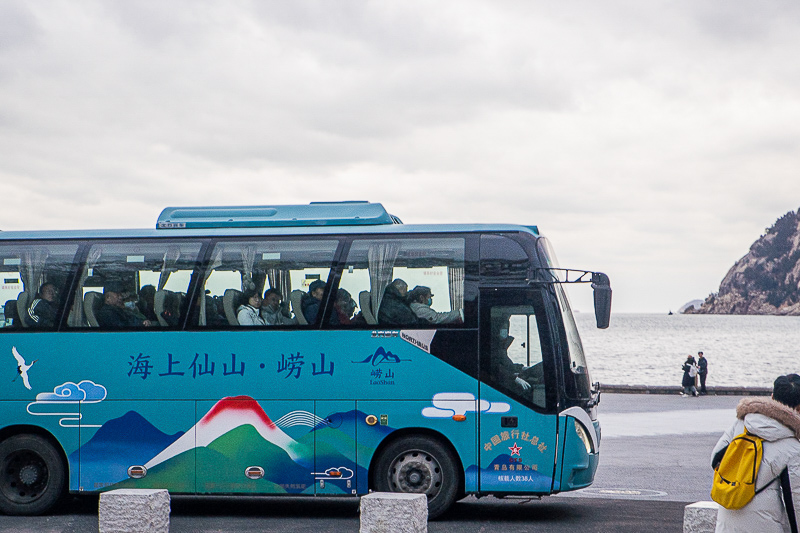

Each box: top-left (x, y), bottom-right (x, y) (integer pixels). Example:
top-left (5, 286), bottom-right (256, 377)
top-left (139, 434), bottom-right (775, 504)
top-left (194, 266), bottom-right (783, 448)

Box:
top-left (352, 347), bottom-right (410, 366)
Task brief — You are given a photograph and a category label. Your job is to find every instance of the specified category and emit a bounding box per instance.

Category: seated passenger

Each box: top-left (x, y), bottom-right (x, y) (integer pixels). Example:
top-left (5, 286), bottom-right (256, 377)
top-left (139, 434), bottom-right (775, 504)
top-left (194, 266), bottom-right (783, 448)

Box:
top-left (492, 326), bottom-right (531, 394)
top-left (28, 282), bottom-right (59, 328)
top-left (329, 288), bottom-right (359, 325)
top-left (3, 300), bottom-right (19, 328)
top-left (260, 288), bottom-right (296, 326)
top-left (97, 282), bottom-right (154, 328)
top-left (137, 285), bottom-right (158, 322)
top-left (237, 288), bottom-right (266, 326)
top-left (408, 286), bottom-right (463, 325)
top-left (301, 279), bottom-right (326, 324)
top-left (377, 278), bottom-right (418, 325)
top-left (160, 291), bottom-right (181, 327)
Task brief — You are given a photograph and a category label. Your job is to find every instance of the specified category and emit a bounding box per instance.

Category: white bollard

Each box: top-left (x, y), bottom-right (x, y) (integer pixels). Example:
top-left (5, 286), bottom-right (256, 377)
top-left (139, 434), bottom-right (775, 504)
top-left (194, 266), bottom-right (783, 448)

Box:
top-left (683, 501), bottom-right (719, 533)
top-left (360, 492), bottom-right (428, 533)
top-left (99, 488), bottom-right (170, 533)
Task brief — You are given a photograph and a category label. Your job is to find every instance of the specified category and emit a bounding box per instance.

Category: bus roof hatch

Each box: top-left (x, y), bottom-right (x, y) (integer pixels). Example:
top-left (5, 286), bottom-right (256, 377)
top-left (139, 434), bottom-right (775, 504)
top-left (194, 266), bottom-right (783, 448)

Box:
top-left (156, 202), bottom-right (400, 229)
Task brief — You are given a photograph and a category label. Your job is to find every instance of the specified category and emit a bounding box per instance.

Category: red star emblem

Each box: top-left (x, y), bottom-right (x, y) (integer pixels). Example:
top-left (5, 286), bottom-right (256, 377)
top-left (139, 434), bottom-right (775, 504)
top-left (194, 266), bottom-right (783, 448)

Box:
top-left (508, 442), bottom-right (522, 456)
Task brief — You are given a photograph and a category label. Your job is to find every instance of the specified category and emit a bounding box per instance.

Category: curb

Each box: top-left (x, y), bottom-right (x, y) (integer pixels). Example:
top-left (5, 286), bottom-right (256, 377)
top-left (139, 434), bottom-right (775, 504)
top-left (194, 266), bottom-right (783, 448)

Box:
top-left (598, 384), bottom-right (771, 395)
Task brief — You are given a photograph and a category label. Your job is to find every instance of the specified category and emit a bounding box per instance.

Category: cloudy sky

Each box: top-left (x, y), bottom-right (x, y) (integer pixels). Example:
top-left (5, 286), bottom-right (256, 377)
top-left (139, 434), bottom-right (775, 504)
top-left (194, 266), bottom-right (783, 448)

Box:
top-left (1, 1), bottom-right (799, 313)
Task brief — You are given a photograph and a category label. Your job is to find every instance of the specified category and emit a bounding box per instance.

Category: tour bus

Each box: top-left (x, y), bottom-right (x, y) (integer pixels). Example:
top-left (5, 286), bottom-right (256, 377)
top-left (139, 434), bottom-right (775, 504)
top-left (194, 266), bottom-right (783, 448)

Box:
top-left (0, 202), bottom-right (610, 518)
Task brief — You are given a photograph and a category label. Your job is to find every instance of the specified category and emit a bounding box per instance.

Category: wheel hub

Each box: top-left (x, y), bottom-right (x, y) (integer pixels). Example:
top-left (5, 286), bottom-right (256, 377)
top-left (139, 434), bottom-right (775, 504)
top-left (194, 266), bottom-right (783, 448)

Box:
top-left (389, 451), bottom-right (442, 496)
top-left (18, 465), bottom-right (40, 486)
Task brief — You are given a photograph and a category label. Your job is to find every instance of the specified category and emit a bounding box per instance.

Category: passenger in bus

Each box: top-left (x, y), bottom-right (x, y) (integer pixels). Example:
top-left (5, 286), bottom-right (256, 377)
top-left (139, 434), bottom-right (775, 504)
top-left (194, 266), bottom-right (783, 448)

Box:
top-left (97, 282), bottom-right (154, 328)
top-left (301, 279), bottom-right (326, 323)
top-left (329, 288), bottom-right (362, 325)
top-left (408, 286), bottom-right (462, 325)
top-left (136, 285), bottom-right (158, 322)
top-left (160, 291), bottom-right (181, 327)
top-left (492, 326), bottom-right (532, 394)
top-left (260, 288), bottom-right (296, 326)
top-left (377, 278), bottom-right (418, 325)
top-left (237, 288), bottom-right (266, 326)
top-left (27, 282), bottom-right (59, 328)
top-left (3, 300), bottom-right (19, 328)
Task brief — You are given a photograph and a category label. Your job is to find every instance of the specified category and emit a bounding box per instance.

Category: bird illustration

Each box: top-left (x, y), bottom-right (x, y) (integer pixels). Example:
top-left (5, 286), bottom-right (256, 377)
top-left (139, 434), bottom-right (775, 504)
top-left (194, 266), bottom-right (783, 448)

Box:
top-left (12, 347), bottom-right (37, 390)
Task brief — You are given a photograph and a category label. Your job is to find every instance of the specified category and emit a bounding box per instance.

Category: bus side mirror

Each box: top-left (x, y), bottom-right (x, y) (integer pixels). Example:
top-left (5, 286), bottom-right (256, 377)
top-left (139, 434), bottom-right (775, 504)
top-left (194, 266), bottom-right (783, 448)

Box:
top-left (591, 272), bottom-right (612, 329)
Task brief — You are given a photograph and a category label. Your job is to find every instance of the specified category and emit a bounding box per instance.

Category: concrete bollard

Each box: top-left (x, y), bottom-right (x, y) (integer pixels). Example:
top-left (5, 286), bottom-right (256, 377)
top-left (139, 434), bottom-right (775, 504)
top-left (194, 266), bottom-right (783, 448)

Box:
top-left (683, 501), bottom-right (719, 533)
top-left (360, 492), bottom-right (428, 533)
top-left (98, 488), bottom-right (170, 533)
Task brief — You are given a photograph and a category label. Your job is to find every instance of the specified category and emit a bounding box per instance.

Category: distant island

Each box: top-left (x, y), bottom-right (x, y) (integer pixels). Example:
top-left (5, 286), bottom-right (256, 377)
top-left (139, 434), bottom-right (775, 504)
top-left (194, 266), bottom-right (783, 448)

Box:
top-left (686, 207), bottom-right (800, 315)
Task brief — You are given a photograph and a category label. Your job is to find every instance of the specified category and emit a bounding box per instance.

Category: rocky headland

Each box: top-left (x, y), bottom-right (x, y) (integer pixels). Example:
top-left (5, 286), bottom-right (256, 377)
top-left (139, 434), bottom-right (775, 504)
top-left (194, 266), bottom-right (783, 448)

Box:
top-left (687, 208), bottom-right (800, 315)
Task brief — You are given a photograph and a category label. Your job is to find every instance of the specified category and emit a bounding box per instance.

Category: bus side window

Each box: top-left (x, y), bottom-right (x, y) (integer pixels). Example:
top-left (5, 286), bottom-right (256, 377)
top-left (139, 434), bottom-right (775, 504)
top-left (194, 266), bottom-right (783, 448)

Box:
top-left (0, 244), bottom-right (78, 330)
top-left (197, 239), bottom-right (338, 328)
top-left (337, 237), bottom-right (468, 329)
top-left (67, 241), bottom-right (201, 329)
top-left (489, 307), bottom-right (547, 409)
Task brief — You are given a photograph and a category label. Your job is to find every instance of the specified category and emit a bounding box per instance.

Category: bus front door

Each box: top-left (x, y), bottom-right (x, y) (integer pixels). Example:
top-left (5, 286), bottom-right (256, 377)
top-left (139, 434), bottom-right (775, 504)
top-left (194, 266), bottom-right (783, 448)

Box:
top-left (478, 288), bottom-right (559, 494)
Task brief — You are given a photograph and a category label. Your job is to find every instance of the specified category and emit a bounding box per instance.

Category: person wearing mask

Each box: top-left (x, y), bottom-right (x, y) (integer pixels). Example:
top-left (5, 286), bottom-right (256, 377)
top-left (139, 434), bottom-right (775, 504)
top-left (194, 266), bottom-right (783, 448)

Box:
top-left (377, 278), bottom-right (418, 325)
top-left (260, 288), bottom-right (296, 326)
top-left (301, 279), bottom-right (326, 324)
top-left (28, 282), bottom-right (59, 328)
top-left (237, 288), bottom-right (266, 326)
top-left (97, 282), bottom-right (153, 328)
top-left (712, 374), bottom-right (800, 532)
top-left (408, 286), bottom-right (463, 325)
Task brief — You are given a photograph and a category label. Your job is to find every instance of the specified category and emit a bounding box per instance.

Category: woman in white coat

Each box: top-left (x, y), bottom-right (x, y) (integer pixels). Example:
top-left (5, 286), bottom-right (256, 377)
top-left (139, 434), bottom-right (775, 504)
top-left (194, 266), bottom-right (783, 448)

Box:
top-left (712, 374), bottom-right (800, 533)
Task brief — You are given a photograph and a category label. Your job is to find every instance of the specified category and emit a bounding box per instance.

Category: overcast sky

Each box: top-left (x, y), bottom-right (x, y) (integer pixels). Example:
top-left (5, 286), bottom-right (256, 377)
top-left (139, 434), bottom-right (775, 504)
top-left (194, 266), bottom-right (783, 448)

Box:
top-left (1, 1), bottom-right (799, 313)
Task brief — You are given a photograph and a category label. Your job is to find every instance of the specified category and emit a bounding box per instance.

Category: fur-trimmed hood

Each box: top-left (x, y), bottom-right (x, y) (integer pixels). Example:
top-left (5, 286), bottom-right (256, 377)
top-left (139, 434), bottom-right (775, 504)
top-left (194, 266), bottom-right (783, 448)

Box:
top-left (736, 397), bottom-right (800, 440)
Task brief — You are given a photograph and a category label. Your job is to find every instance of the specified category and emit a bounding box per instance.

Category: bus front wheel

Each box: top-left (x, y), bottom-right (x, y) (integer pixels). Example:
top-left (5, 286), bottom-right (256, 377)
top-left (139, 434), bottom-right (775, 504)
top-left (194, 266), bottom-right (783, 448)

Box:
top-left (0, 434), bottom-right (65, 515)
top-left (373, 435), bottom-right (459, 519)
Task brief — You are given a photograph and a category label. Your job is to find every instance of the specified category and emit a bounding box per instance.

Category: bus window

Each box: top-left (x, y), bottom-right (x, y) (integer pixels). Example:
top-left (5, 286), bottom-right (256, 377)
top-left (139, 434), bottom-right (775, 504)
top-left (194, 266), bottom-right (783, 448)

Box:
top-left (0, 244), bottom-right (78, 329)
top-left (489, 306), bottom-right (547, 409)
top-left (339, 237), bottom-right (467, 328)
top-left (480, 234), bottom-right (529, 280)
top-left (68, 241), bottom-right (202, 329)
top-left (198, 239), bottom-right (339, 327)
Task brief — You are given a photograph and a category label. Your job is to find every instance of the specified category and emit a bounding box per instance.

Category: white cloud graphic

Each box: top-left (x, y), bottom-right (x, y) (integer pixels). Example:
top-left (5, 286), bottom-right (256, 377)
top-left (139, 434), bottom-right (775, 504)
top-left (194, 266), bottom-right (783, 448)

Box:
top-left (27, 380), bottom-right (108, 428)
top-left (422, 392), bottom-right (510, 418)
top-left (312, 467), bottom-right (354, 480)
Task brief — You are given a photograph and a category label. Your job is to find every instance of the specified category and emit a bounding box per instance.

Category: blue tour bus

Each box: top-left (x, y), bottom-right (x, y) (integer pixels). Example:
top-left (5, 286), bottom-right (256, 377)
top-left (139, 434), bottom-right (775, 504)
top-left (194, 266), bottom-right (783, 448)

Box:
top-left (0, 202), bottom-right (610, 517)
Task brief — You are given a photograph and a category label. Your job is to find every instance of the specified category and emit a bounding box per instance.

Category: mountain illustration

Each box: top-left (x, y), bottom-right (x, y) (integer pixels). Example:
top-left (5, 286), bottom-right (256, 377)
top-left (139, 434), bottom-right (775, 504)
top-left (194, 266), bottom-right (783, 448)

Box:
top-left (69, 411), bottom-right (183, 486)
top-left (145, 396), bottom-right (312, 471)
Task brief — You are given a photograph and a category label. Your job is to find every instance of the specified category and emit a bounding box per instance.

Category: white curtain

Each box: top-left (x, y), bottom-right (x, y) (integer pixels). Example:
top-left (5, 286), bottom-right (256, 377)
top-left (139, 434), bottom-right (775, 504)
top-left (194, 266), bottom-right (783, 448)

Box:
top-left (68, 246), bottom-right (102, 327)
top-left (157, 246), bottom-right (181, 290)
top-left (199, 246), bottom-right (223, 326)
top-left (368, 241), bottom-right (400, 315)
top-left (267, 268), bottom-right (292, 301)
top-left (448, 265), bottom-right (465, 311)
top-left (240, 244), bottom-right (256, 291)
top-left (20, 249), bottom-right (48, 300)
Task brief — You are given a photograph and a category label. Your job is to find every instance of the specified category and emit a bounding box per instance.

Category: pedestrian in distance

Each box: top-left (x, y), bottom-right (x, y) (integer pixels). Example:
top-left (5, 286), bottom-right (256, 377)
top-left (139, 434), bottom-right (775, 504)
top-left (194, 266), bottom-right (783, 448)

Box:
top-left (697, 351), bottom-right (708, 395)
top-left (711, 374), bottom-right (800, 532)
top-left (681, 355), bottom-right (699, 397)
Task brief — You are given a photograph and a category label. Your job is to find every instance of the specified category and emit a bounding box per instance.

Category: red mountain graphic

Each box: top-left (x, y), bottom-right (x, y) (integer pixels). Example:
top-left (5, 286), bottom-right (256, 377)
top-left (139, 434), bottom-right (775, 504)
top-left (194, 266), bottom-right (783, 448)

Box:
top-left (145, 396), bottom-right (305, 470)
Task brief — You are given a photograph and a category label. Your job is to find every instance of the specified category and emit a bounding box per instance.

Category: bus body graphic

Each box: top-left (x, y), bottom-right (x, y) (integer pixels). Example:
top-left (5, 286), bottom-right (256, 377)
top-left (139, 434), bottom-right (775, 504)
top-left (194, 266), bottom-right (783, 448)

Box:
top-left (0, 202), bottom-right (609, 517)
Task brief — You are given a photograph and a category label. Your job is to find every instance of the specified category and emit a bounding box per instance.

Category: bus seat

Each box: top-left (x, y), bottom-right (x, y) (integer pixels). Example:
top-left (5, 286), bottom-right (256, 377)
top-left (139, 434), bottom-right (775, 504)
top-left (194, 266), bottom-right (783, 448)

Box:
top-left (223, 289), bottom-right (242, 326)
top-left (83, 291), bottom-right (103, 328)
top-left (15, 293), bottom-right (30, 328)
top-left (154, 290), bottom-right (170, 327)
top-left (359, 290), bottom-right (377, 325)
top-left (3, 300), bottom-right (19, 328)
top-left (290, 290), bottom-right (307, 325)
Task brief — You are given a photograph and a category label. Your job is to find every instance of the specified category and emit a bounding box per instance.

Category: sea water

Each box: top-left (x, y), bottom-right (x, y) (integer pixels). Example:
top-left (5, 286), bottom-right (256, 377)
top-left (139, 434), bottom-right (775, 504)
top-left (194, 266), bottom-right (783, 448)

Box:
top-left (574, 313), bottom-right (800, 388)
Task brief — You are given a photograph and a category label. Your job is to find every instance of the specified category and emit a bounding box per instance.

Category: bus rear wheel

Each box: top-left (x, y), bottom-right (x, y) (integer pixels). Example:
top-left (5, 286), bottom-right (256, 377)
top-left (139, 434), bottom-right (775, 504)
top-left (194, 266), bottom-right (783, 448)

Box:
top-left (373, 435), bottom-right (459, 519)
top-left (0, 434), bottom-right (65, 515)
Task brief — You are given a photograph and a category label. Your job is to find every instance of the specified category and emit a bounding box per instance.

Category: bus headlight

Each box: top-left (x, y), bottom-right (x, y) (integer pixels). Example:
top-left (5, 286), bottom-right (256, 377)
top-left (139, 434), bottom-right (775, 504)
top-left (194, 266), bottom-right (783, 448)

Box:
top-left (574, 421), bottom-right (594, 454)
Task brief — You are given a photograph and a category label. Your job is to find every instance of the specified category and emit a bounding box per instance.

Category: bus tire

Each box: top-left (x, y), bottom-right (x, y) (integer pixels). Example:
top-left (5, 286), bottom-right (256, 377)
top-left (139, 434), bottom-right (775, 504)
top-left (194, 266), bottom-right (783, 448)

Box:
top-left (373, 435), bottom-right (459, 519)
top-left (0, 434), bottom-right (65, 515)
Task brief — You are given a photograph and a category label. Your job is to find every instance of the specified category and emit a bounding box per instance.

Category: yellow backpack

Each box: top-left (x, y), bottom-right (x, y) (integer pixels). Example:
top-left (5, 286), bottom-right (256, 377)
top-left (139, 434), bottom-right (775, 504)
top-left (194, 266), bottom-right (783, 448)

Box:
top-left (711, 429), bottom-right (767, 509)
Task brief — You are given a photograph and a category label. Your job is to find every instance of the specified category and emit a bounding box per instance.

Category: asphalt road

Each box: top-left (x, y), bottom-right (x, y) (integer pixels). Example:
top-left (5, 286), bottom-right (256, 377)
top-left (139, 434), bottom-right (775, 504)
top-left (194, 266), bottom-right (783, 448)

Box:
top-left (0, 392), bottom-right (742, 532)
